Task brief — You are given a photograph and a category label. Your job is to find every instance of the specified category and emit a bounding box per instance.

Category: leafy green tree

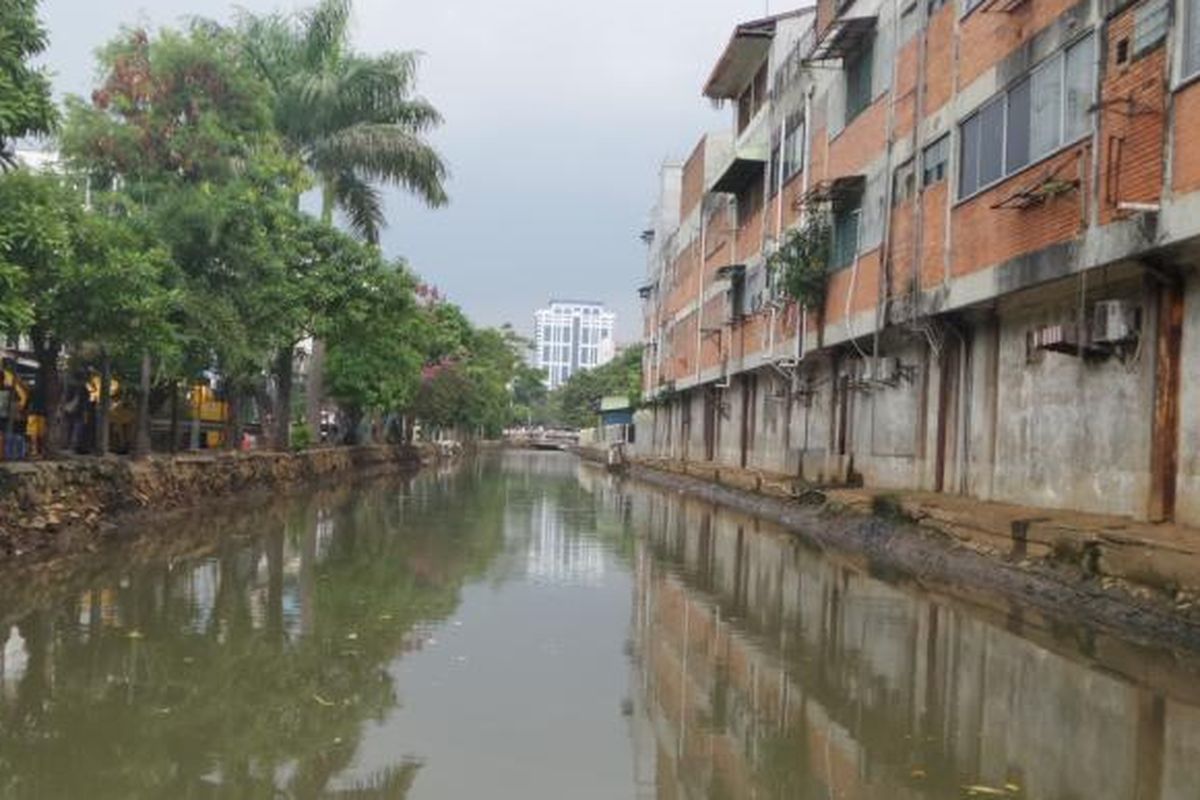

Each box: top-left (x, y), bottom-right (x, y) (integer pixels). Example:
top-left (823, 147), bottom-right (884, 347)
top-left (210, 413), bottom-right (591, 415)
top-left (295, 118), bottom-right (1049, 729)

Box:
top-left (552, 345), bottom-right (643, 429)
top-left (58, 212), bottom-right (177, 454)
top-left (235, 0), bottom-right (449, 436)
top-left (0, 0), bottom-right (56, 166)
top-left (324, 259), bottom-right (424, 442)
top-left (0, 169), bottom-right (82, 454)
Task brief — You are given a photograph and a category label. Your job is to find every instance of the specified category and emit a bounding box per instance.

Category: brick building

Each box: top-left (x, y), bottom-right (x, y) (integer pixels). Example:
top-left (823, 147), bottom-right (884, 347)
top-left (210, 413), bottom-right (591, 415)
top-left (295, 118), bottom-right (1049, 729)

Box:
top-left (636, 0), bottom-right (1200, 526)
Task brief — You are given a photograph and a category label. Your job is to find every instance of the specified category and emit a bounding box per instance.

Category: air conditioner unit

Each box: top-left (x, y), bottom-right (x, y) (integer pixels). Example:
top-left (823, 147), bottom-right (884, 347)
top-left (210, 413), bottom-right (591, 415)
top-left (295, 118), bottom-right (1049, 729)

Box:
top-left (1091, 300), bottom-right (1138, 345)
top-left (863, 356), bottom-right (900, 384)
top-left (1028, 323), bottom-right (1082, 354)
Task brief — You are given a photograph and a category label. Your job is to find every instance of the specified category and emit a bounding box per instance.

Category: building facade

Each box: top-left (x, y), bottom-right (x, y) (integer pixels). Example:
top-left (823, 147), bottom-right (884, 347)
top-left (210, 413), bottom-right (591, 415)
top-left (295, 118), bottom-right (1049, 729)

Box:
top-left (637, 0), bottom-right (1200, 527)
top-left (534, 300), bottom-right (616, 389)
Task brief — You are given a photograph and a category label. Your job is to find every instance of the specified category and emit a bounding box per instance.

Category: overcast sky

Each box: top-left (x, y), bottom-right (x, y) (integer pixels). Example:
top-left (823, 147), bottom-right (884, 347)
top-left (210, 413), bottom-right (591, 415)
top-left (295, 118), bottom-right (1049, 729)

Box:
top-left (37, 0), bottom-right (775, 342)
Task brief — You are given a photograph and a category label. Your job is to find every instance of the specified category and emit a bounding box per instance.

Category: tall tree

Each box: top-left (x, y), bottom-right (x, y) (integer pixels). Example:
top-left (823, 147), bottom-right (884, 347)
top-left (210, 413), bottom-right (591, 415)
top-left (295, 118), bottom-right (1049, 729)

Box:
top-left (236, 0), bottom-right (449, 437)
top-left (0, 0), bottom-right (57, 167)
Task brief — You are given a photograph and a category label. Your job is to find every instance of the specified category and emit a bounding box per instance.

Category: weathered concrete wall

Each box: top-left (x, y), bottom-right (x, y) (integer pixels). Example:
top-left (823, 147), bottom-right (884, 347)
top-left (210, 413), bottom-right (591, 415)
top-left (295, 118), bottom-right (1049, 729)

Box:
top-left (0, 446), bottom-right (427, 560)
top-left (637, 266), bottom-right (1197, 528)
top-left (989, 280), bottom-right (1153, 518)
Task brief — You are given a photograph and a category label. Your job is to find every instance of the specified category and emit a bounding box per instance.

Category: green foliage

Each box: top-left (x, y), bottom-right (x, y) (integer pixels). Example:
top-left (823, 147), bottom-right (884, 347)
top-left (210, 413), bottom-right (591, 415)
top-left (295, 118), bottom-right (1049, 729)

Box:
top-left (290, 421), bottom-right (313, 450)
top-left (768, 213), bottom-right (832, 311)
top-left (234, 0), bottom-right (447, 239)
top-left (324, 259), bottom-right (424, 427)
top-left (0, 0), bottom-right (57, 166)
top-left (552, 345), bottom-right (643, 429)
top-left (0, 169), bottom-right (75, 337)
top-left (60, 24), bottom-right (280, 186)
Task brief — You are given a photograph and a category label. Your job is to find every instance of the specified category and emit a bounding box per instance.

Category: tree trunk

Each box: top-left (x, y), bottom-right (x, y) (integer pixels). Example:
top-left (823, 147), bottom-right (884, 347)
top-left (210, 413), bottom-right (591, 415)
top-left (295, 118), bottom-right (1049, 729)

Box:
top-left (32, 334), bottom-right (63, 458)
top-left (189, 382), bottom-right (201, 451)
top-left (274, 346), bottom-right (293, 451)
top-left (305, 338), bottom-right (324, 445)
top-left (95, 353), bottom-right (112, 456)
top-left (231, 385), bottom-right (245, 451)
top-left (134, 352), bottom-right (152, 459)
top-left (169, 381), bottom-right (180, 453)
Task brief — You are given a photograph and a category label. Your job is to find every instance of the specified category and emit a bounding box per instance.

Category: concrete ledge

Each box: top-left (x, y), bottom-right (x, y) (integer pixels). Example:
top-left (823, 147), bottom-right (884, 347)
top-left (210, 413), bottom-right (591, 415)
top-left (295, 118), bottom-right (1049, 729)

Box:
top-left (596, 452), bottom-right (1200, 654)
top-left (0, 445), bottom-right (432, 560)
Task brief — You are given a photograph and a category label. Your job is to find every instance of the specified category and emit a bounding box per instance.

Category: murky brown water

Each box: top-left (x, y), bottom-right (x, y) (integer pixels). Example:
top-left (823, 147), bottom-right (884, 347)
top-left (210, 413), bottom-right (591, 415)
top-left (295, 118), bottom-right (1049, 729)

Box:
top-left (1, 451), bottom-right (1198, 798)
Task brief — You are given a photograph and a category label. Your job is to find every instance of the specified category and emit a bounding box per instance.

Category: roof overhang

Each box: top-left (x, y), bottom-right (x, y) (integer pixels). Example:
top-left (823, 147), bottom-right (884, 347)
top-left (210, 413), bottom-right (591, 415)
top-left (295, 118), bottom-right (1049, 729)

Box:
top-left (806, 16), bottom-right (876, 63)
top-left (710, 144), bottom-right (769, 194)
top-left (704, 9), bottom-right (814, 100)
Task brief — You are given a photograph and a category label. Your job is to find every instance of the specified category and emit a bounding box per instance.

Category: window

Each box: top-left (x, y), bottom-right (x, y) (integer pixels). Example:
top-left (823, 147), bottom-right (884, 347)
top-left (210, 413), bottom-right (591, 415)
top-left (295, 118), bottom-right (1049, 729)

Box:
top-left (831, 199), bottom-right (862, 270)
top-left (958, 33), bottom-right (1095, 199)
top-left (1187, 0), bottom-right (1200, 78)
top-left (1133, 0), bottom-right (1168, 57)
top-left (770, 114), bottom-right (806, 195)
top-left (783, 114), bottom-right (805, 179)
top-left (922, 135), bottom-right (949, 185)
top-left (844, 40), bottom-right (875, 124)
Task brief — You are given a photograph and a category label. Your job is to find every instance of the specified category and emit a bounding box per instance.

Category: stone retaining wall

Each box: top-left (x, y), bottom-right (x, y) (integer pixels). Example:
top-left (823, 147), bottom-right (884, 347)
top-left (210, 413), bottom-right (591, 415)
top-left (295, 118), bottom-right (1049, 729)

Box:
top-left (0, 445), bottom-right (430, 560)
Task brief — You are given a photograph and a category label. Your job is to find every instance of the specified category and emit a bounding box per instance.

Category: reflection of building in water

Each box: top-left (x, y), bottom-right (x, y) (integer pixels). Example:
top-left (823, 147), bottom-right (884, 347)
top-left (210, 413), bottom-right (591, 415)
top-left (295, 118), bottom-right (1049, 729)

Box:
top-left (629, 488), bottom-right (1200, 799)
top-left (0, 626), bottom-right (27, 700)
top-left (518, 495), bottom-right (608, 587)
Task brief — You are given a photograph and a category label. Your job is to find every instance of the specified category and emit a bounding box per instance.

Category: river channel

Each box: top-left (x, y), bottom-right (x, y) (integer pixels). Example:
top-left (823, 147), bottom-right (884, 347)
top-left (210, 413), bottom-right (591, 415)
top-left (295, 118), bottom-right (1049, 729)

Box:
top-left (0, 451), bottom-right (1198, 798)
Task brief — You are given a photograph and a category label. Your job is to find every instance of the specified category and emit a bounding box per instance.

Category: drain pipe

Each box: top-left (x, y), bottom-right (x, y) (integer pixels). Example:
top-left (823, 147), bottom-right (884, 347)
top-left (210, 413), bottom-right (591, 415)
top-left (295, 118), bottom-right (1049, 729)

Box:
top-left (695, 196), bottom-right (707, 384)
top-left (796, 86), bottom-right (814, 361)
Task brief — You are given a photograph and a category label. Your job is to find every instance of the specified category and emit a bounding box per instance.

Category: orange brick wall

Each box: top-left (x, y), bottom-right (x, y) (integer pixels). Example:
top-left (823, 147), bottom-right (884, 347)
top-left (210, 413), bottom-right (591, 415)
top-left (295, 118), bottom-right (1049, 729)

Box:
top-left (923, 2), bottom-right (955, 116)
top-left (957, 0), bottom-right (1080, 88)
top-left (921, 181), bottom-right (948, 288)
top-left (827, 98), bottom-right (887, 178)
top-left (893, 37), bottom-right (920, 142)
top-left (889, 199), bottom-right (916, 295)
top-left (1099, 8), bottom-right (1166, 224)
top-left (681, 138), bottom-right (706, 221)
top-left (950, 144), bottom-right (1090, 277)
top-left (824, 248), bottom-right (882, 324)
top-left (1172, 82), bottom-right (1200, 193)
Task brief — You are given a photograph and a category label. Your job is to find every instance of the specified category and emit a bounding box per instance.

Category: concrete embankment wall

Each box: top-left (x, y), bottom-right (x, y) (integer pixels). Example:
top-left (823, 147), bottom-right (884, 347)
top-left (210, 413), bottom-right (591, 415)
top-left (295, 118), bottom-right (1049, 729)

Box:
top-left (0, 446), bottom-right (429, 559)
top-left (634, 270), bottom-right (1200, 526)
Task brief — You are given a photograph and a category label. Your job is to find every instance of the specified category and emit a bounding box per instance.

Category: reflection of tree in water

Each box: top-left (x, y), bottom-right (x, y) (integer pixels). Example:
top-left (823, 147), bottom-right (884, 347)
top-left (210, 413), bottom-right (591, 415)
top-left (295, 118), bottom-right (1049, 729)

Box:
top-left (0, 465), bottom-right (511, 799)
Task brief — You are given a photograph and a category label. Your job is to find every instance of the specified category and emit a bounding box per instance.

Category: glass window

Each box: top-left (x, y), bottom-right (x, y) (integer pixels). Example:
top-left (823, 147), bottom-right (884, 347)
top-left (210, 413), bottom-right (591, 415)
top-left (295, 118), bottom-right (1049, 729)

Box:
top-left (978, 97), bottom-right (1006, 187)
top-left (1030, 58), bottom-right (1062, 159)
top-left (959, 114), bottom-right (980, 197)
top-left (1188, 0), bottom-right (1200, 77)
top-left (784, 115), bottom-right (805, 179)
top-left (1006, 77), bottom-right (1031, 172)
top-left (922, 135), bottom-right (949, 186)
top-left (845, 41), bottom-right (875, 124)
top-left (1064, 33), bottom-right (1095, 142)
top-left (956, 33), bottom-right (1094, 199)
top-left (1134, 0), bottom-right (1169, 55)
top-left (831, 201), bottom-right (862, 270)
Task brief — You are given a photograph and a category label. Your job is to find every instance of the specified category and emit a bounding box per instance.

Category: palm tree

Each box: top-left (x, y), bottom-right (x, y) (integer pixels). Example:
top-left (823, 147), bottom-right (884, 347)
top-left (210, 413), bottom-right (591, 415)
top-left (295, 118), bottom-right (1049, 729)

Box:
top-left (238, 0), bottom-right (448, 446)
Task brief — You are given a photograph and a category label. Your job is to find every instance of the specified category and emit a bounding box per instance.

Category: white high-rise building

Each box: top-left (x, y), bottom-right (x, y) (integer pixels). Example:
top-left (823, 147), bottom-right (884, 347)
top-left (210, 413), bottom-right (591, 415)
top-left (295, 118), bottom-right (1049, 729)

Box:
top-left (534, 300), bottom-right (616, 389)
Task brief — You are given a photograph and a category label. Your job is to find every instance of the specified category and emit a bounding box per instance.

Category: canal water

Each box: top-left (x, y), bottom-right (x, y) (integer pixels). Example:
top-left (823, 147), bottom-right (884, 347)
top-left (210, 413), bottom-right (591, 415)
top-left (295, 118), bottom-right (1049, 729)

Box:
top-left (1, 451), bottom-right (1198, 798)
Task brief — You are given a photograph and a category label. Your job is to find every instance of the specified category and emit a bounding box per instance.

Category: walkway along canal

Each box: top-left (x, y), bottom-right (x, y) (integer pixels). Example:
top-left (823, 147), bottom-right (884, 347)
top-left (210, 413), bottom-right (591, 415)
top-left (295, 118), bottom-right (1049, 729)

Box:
top-left (0, 451), bottom-right (1197, 797)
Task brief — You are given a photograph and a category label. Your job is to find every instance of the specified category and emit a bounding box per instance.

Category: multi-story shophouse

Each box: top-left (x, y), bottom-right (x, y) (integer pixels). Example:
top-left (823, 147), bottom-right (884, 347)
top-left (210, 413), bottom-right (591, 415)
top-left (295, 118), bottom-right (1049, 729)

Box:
top-left (637, 0), bottom-right (1200, 527)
